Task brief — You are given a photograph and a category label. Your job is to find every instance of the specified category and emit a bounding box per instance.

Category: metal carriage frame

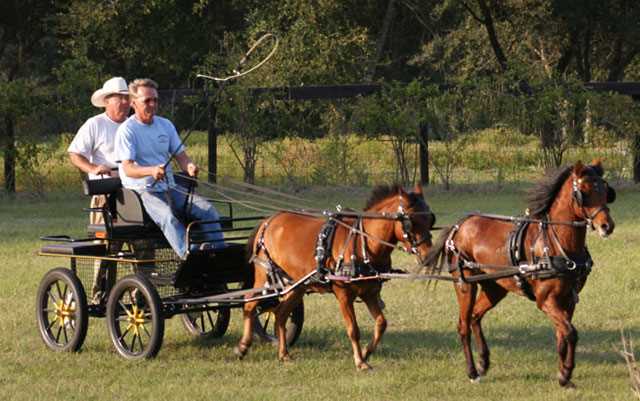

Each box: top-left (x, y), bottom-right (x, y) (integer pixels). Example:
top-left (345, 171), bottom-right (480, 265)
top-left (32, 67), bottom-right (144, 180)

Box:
top-left (35, 175), bottom-right (304, 360)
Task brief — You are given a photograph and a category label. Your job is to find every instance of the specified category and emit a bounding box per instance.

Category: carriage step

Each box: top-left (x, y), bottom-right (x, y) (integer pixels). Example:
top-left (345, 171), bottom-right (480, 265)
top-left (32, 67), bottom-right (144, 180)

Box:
top-left (142, 271), bottom-right (176, 286)
top-left (40, 241), bottom-right (106, 256)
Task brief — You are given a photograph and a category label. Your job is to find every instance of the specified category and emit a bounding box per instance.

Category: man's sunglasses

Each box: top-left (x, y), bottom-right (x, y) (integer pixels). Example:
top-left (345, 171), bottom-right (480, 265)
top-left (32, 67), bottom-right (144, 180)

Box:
top-left (136, 96), bottom-right (158, 105)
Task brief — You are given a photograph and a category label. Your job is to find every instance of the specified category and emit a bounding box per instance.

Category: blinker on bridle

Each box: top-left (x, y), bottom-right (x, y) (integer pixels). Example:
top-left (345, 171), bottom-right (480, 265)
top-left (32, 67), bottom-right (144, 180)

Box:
top-left (571, 175), bottom-right (614, 229)
top-left (396, 201), bottom-right (433, 258)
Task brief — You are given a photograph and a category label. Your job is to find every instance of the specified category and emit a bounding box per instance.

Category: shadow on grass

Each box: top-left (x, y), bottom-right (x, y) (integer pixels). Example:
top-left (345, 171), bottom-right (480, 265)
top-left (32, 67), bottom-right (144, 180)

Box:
top-left (170, 323), bottom-right (638, 367)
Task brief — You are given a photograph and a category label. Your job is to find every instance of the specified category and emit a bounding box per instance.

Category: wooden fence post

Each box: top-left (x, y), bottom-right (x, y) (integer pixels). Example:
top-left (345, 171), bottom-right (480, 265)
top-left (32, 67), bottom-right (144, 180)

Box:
top-left (419, 123), bottom-right (429, 186)
top-left (207, 100), bottom-right (218, 184)
top-left (633, 134), bottom-right (640, 183)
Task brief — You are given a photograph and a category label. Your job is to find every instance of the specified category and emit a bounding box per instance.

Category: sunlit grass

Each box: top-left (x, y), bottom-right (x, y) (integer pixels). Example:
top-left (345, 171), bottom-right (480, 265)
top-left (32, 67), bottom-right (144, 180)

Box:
top-left (1, 186), bottom-right (638, 400)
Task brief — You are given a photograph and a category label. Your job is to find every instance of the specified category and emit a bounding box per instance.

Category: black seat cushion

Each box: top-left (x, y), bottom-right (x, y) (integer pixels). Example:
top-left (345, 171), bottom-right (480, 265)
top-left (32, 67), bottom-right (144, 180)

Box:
top-left (83, 177), bottom-right (122, 196)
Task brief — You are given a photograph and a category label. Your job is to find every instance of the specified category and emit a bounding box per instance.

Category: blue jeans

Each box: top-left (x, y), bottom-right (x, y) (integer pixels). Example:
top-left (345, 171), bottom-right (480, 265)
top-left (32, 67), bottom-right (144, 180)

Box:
top-left (138, 186), bottom-right (224, 259)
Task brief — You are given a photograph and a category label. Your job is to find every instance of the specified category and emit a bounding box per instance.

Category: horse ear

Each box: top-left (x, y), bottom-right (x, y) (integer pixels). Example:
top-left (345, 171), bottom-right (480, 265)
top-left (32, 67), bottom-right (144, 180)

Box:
top-left (413, 183), bottom-right (423, 195)
top-left (590, 158), bottom-right (604, 176)
top-left (573, 161), bottom-right (585, 176)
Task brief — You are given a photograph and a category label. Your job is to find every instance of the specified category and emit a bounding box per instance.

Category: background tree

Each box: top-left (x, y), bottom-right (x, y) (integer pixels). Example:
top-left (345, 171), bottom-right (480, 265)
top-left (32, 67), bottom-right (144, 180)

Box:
top-left (352, 80), bottom-right (433, 186)
top-left (0, 0), bottom-right (66, 194)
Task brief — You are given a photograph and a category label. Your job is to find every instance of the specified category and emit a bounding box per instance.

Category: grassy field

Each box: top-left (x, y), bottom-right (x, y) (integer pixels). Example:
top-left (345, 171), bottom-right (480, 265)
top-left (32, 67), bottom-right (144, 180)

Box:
top-left (1, 185), bottom-right (639, 401)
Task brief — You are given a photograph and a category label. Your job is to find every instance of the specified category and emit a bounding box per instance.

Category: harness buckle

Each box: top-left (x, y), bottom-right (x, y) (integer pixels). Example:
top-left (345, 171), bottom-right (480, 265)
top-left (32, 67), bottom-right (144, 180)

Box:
top-left (566, 260), bottom-right (577, 271)
top-left (518, 264), bottom-right (530, 275)
top-left (446, 239), bottom-right (456, 252)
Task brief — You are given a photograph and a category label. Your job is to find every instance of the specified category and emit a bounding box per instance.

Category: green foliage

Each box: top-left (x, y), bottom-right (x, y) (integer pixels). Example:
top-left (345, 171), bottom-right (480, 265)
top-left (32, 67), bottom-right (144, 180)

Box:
top-left (59, 0), bottom-right (238, 87)
top-left (3, 0), bottom-right (640, 193)
top-left (49, 57), bottom-right (104, 132)
top-left (217, 87), bottom-right (287, 183)
top-left (244, 0), bottom-right (372, 85)
top-left (352, 80), bottom-right (432, 185)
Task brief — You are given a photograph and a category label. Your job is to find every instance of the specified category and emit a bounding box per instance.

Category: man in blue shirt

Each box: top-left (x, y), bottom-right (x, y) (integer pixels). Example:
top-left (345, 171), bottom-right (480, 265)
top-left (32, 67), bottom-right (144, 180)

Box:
top-left (115, 78), bottom-right (224, 259)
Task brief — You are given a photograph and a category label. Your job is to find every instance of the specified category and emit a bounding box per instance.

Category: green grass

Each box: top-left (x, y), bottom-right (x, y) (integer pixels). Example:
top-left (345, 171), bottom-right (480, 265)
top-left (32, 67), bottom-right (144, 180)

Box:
top-left (1, 187), bottom-right (639, 400)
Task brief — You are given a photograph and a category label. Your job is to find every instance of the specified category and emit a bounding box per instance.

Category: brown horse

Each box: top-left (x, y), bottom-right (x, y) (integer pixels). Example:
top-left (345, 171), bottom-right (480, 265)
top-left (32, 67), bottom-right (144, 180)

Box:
top-left (235, 184), bottom-right (435, 370)
top-left (424, 160), bottom-right (615, 387)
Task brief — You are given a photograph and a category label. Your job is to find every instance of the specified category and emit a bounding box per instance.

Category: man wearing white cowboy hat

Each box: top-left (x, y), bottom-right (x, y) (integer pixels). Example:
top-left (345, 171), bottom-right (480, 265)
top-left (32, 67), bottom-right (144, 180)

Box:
top-left (68, 76), bottom-right (131, 181)
top-left (68, 76), bottom-right (131, 303)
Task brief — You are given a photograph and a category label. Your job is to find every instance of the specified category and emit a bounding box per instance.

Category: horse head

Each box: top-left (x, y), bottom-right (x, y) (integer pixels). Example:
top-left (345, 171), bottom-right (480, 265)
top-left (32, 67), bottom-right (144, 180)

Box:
top-left (391, 184), bottom-right (436, 263)
top-left (364, 184), bottom-right (435, 263)
top-left (570, 160), bottom-right (615, 238)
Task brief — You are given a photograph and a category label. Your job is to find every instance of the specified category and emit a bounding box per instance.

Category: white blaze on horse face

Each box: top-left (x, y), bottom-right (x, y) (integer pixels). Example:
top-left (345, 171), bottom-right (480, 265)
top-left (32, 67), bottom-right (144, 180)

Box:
top-left (597, 225), bottom-right (609, 239)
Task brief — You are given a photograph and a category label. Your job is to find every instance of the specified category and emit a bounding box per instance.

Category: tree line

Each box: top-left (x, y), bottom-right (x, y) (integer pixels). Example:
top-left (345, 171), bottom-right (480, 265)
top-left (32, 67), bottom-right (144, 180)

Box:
top-left (2, 0), bottom-right (640, 193)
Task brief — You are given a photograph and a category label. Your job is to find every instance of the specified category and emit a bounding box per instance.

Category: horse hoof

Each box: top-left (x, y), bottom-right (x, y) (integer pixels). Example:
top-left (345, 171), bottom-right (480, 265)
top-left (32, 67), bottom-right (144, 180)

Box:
top-left (559, 379), bottom-right (576, 389)
top-left (558, 372), bottom-right (576, 389)
top-left (279, 355), bottom-right (294, 363)
top-left (357, 362), bottom-right (373, 371)
top-left (233, 346), bottom-right (246, 359)
top-left (469, 376), bottom-right (481, 384)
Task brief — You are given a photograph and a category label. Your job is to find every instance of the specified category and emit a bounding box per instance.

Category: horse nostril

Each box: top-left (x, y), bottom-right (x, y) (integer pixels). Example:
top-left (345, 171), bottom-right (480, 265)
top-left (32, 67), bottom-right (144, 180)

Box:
top-left (601, 223), bottom-right (610, 232)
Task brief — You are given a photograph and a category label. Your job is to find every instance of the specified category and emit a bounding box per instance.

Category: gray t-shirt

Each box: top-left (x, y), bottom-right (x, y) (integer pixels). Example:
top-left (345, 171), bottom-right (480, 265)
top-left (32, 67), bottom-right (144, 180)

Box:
top-left (115, 115), bottom-right (183, 192)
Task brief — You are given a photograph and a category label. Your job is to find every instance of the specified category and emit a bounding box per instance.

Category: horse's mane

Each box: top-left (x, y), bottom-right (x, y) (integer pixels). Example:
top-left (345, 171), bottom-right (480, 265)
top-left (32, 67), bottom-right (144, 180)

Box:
top-left (526, 165), bottom-right (573, 217)
top-left (364, 184), bottom-right (403, 211)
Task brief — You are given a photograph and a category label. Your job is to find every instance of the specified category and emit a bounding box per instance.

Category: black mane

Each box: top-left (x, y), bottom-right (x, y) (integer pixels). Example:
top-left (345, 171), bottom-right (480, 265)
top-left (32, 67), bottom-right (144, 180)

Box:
top-left (364, 184), bottom-right (403, 210)
top-left (526, 166), bottom-right (573, 217)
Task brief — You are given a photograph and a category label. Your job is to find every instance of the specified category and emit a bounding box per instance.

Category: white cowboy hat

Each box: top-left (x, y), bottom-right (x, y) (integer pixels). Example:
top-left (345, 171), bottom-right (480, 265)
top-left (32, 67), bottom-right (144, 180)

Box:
top-left (91, 77), bottom-right (129, 107)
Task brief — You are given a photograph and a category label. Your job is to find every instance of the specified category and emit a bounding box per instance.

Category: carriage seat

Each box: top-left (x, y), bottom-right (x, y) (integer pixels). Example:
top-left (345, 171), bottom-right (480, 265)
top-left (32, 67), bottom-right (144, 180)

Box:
top-left (83, 174), bottom-right (232, 240)
top-left (83, 177), bottom-right (163, 239)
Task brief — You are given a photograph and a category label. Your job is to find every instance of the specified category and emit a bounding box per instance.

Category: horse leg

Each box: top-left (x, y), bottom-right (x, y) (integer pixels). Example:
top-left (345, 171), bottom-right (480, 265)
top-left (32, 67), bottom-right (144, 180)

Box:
top-left (360, 288), bottom-right (387, 362)
top-left (334, 287), bottom-right (370, 371)
top-left (540, 296), bottom-right (578, 388)
top-left (234, 299), bottom-right (258, 359)
top-left (471, 284), bottom-right (507, 376)
top-left (235, 264), bottom-right (268, 359)
top-left (455, 281), bottom-right (480, 382)
top-left (274, 289), bottom-right (305, 362)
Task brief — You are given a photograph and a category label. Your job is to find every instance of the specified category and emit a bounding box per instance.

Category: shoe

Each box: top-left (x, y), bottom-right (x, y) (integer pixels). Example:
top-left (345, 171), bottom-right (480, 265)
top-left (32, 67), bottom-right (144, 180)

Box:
top-left (91, 290), bottom-right (104, 305)
top-left (200, 242), bottom-right (217, 251)
top-left (190, 242), bottom-right (215, 253)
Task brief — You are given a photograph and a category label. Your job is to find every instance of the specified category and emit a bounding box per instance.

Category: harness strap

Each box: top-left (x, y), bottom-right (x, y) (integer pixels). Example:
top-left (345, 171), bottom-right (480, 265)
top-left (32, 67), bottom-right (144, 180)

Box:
top-left (446, 214), bottom-right (593, 297)
top-left (252, 216), bottom-right (293, 288)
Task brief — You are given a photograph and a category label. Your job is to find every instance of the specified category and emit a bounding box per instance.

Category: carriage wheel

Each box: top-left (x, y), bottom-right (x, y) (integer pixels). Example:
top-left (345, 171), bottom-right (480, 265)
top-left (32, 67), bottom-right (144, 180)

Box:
top-left (35, 268), bottom-right (88, 352)
top-left (181, 306), bottom-right (230, 338)
top-left (106, 274), bottom-right (164, 360)
top-left (254, 300), bottom-right (304, 347)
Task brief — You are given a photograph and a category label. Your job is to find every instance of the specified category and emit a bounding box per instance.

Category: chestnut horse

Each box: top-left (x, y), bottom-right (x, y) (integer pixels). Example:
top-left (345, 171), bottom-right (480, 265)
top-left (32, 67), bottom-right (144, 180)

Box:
top-left (235, 184), bottom-right (435, 370)
top-left (424, 160), bottom-right (615, 387)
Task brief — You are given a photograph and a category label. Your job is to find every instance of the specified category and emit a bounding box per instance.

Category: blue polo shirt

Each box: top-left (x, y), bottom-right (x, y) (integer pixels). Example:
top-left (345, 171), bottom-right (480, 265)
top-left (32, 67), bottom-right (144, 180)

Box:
top-left (115, 115), bottom-right (183, 192)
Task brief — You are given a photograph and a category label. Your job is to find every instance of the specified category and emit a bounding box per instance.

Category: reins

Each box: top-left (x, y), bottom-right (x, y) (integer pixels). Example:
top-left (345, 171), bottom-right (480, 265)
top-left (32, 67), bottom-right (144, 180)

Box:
top-left (466, 212), bottom-right (589, 228)
top-left (169, 174), bottom-right (434, 269)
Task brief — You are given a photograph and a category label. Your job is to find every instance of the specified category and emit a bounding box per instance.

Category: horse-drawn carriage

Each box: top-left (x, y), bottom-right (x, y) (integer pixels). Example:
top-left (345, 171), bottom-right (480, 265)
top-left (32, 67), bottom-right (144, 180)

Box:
top-left (35, 174), bottom-right (304, 360)
top-left (35, 160), bottom-right (618, 388)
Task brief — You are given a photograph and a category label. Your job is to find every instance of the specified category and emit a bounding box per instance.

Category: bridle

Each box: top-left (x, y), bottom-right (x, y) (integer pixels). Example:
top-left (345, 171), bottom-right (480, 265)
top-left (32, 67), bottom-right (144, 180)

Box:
top-left (571, 175), bottom-right (612, 230)
top-left (396, 197), bottom-right (435, 262)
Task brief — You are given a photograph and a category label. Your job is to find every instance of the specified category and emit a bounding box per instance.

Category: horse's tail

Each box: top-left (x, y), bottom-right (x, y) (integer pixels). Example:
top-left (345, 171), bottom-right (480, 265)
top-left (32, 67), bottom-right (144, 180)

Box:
top-left (422, 225), bottom-right (455, 274)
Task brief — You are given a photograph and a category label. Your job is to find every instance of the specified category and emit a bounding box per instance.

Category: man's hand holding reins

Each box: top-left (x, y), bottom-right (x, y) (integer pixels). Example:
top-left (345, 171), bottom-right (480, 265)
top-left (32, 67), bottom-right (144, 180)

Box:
top-left (151, 165), bottom-right (165, 181)
top-left (186, 162), bottom-right (198, 177)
